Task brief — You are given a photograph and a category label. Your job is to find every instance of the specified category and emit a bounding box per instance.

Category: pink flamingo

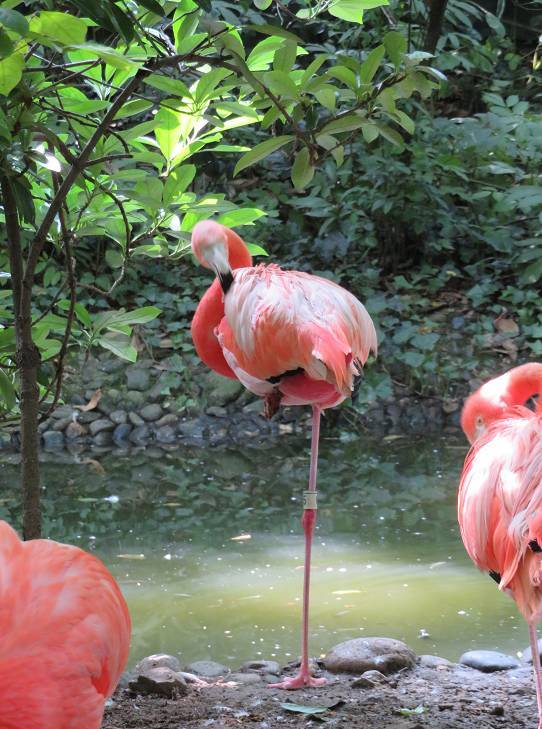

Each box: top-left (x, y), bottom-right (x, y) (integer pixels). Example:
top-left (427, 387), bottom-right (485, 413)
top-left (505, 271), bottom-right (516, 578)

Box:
top-left (459, 363), bottom-right (542, 728)
top-left (191, 220), bottom-right (377, 689)
top-left (0, 520), bottom-right (131, 728)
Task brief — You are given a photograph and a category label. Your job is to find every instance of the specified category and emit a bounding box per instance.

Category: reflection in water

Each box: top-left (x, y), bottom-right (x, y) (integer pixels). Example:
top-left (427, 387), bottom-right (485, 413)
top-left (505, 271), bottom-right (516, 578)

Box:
top-left (0, 434), bottom-right (525, 666)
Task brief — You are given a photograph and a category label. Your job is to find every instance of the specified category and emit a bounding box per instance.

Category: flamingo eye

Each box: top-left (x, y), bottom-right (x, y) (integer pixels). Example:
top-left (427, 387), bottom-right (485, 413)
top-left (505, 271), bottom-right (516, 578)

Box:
top-left (475, 415), bottom-right (484, 428)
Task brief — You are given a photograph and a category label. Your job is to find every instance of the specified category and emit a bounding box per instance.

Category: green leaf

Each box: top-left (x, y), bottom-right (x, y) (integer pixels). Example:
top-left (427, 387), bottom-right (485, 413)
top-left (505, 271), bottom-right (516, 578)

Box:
top-left (384, 31), bottom-right (407, 68)
top-left (0, 8), bottom-right (28, 36)
top-left (397, 706), bottom-right (426, 716)
top-left (329, 0), bottom-right (389, 23)
top-left (360, 44), bottom-right (385, 83)
top-left (246, 243), bottom-right (269, 256)
top-left (265, 69), bottom-right (299, 99)
top-left (321, 113), bottom-right (365, 135)
top-left (139, 0), bottom-right (164, 15)
top-left (246, 23), bottom-right (302, 43)
top-left (0, 28), bottom-right (13, 59)
top-left (217, 208), bottom-right (266, 226)
top-left (154, 102), bottom-right (183, 162)
top-left (145, 74), bottom-right (191, 99)
top-left (254, 0), bottom-right (273, 8)
top-left (114, 99), bottom-right (152, 120)
top-left (0, 368), bottom-right (15, 410)
top-left (0, 51), bottom-right (23, 95)
top-left (376, 123), bottom-right (404, 146)
top-left (281, 703), bottom-right (328, 716)
top-left (29, 11), bottom-right (87, 45)
top-left (66, 43), bottom-right (139, 70)
top-left (233, 135), bottom-right (293, 176)
top-left (108, 306), bottom-right (162, 326)
top-left (163, 165), bottom-right (196, 205)
top-left (291, 147), bottom-right (315, 190)
top-left (98, 333), bottom-right (137, 362)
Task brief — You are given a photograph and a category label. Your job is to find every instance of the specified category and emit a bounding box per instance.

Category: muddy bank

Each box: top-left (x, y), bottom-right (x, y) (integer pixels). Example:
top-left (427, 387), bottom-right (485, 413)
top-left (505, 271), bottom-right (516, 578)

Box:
top-left (104, 656), bottom-right (536, 729)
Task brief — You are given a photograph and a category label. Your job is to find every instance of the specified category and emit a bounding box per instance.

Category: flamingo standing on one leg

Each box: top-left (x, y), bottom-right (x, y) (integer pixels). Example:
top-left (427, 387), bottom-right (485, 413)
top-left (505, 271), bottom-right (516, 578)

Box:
top-left (190, 220), bottom-right (377, 689)
top-left (0, 520), bottom-right (131, 729)
top-left (458, 363), bottom-right (542, 728)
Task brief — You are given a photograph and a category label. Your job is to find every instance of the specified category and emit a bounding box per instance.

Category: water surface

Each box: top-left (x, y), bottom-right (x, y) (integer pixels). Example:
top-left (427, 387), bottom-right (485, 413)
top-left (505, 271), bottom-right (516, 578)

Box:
top-left (0, 434), bottom-right (527, 666)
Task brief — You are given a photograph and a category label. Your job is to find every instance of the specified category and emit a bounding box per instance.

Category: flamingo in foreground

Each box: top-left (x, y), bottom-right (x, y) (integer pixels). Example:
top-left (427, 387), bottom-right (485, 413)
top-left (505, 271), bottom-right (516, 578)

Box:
top-left (191, 220), bottom-right (377, 689)
top-left (0, 520), bottom-right (131, 729)
top-left (458, 363), bottom-right (542, 728)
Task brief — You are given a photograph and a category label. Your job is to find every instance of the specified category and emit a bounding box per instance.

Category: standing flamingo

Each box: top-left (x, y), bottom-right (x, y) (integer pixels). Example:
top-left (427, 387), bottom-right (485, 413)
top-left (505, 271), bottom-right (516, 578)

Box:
top-left (191, 220), bottom-right (377, 689)
top-left (0, 520), bottom-right (131, 729)
top-left (458, 363), bottom-right (542, 728)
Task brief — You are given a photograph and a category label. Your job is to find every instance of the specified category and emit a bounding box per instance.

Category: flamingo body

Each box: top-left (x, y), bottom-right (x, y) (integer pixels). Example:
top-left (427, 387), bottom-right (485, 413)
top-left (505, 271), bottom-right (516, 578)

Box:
top-left (191, 220), bottom-right (377, 687)
top-left (0, 521), bottom-right (131, 729)
top-left (458, 363), bottom-right (542, 727)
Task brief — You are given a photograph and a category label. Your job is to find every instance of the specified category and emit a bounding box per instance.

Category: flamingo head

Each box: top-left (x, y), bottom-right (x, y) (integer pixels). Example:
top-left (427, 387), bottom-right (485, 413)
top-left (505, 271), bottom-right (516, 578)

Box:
top-left (460, 388), bottom-right (510, 444)
top-left (191, 220), bottom-right (231, 278)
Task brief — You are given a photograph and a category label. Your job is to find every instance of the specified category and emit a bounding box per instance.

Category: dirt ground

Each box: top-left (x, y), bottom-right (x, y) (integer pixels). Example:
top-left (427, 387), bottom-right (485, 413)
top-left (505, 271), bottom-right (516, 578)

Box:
top-left (103, 660), bottom-right (538, 729)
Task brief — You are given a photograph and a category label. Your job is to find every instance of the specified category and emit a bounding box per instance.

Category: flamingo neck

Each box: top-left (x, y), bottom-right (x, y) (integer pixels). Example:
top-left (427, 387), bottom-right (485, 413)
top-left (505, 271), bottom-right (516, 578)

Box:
top-left (191, 279), bottom-right (236, 379)
top-left (504, 363), bottom-right (542, 407)
top-left (225, 228), bottom-right (253, 270)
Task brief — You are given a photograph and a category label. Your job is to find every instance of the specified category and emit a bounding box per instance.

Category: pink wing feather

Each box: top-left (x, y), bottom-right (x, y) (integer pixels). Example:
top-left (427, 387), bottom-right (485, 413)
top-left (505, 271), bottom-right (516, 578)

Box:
top-left (0, 521), bottom-right (131, 729)
top-left (218, 264), bottom-right (377, 396)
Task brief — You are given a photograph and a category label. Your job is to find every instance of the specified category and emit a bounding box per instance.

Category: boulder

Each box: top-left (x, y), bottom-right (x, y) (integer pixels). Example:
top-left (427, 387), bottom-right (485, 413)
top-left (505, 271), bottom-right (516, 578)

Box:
top-left (186, 660), bottom-right (229, 678)
top-left (129, 667), bottom-right (188, 697)
top-left (323, 637), bottom-right (416, 675)
top-left (459, 650), bottom-right (520, 672)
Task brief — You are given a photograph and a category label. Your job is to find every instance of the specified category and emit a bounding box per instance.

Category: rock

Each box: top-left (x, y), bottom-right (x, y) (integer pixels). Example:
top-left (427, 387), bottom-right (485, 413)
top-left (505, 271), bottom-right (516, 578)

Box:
top-left (155, 413), bottom-right (179, 428)
top-left (52, 405), bottom-right (75, 419)
top-left (65, 422), bottom-right (87, 440)
top-left (129, 425), bottom-right (150, 445)
top-left (323, 638), bottom-right (417, 675)
top-left (155, 425), bottom-right (176, 444)
top-left (241, 660), bottom-right (280, 676)
top-left (125, 390), bottom-right (145, 408)
top-left (126, 368), bottom-right (151, 392)
top-left (206, 405), bottom-right (228, 417)
top-left (89, 418), bottom-right (115, 436)
top-left (135, 653), bottom-right (181, 674)
top-left (206, 371), bottom-right (244, 406)
top-left (129, 667), bottom-right (188, 697)
top-left (78, 411), bottom-right (101, 424)
top-left (178, 419), bottom-right (207, 439)
top-left (52, 417), bottom-right (73, 432)
top-left (459, 650), bottom-right (520, 672)
top-left (93, 431), bottom-right (113, 446)
top-left (129, 412), bottom-right (144, 427)
top-left (42, 430), bottom-right (65, 449)
top-left (140, 404), bottom-right (163, 422)
top-left (352, 670), bottom-right (388, 688)
top-left (278, 423), bottom-right (294, 435)
top-left (419, 655), bottom-right (454, 669)
top-left (229, 672), bottom-right (262, 685)
top-left (38, 418), bottom-right (53, 433)
top-left (110, 410), bottom-right (128, 425)
top-left (186, 660), bottom-right (229, 678)
top-left (242, 400), bottom-right (264, 415)
top-left (113, 423), bottom-right (133, 444)
top-left (520, 638), bottom-right (542, 664)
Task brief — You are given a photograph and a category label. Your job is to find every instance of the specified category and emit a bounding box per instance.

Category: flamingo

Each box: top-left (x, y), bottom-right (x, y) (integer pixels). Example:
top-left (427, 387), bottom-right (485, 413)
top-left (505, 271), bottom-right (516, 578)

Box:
top-left (458, 362), bottom-right (542, 728)
top-left (0, 520), bottom-right (131, 729)
top-left (190, 220), bottom-right (377, 689)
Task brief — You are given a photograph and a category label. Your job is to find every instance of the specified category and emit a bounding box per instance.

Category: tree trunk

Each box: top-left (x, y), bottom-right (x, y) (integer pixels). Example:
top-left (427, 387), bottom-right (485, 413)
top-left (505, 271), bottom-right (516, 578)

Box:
top-left (425, 0), bottom-right (449, 54)
top-left (1, 177), bottom-right (42, 540)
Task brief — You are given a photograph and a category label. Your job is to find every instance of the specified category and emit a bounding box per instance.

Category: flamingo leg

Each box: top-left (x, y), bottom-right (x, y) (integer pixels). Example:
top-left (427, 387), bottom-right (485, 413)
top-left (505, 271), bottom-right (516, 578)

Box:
top-left (269, 406), bottom-right (327, 690)
top-left (528, 622), bottom-right (542, 729)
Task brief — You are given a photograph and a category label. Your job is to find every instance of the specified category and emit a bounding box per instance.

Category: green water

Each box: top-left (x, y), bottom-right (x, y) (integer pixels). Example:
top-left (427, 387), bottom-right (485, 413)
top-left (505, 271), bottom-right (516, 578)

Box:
top-left (0, 434), bottom-right (527, 667)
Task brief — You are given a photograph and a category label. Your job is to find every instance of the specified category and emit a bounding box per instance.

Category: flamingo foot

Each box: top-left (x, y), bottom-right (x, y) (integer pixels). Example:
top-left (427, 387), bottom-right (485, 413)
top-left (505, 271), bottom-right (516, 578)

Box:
top-left (268, 671), bottom-right (327, 690)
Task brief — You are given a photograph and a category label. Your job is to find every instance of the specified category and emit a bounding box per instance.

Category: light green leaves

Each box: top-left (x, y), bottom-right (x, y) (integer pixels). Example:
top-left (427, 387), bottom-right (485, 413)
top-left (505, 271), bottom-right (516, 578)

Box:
top-left (291, 147), bottom-right (315, 190)
top-left (0, 51), bottom-right (24, 95)
top-left (154, 101), bottom-right (188, 163)
top-left (384, 31), bottom-right (407, 69)
top-left (328, 0), bottom-right (389, 24)
top-left (93, 307), bottom-right (161, 362)
top-left (360, 44), bottom-right (385, 83)
top-left (29, 12), bottom-right (87, 46)
top-left (233, 135), bottom-right (293, 176)
top-left (0, 8), bottom-right (28, 36)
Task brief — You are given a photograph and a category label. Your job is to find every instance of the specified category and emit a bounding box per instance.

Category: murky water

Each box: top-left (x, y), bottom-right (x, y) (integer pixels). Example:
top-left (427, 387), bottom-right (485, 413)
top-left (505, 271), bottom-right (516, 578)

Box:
top-left (0, 434), bottom-right (528, 667)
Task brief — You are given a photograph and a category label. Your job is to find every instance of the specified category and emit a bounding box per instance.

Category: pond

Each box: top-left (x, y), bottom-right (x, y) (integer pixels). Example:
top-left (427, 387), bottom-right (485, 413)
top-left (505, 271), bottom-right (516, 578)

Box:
top-left (0, 432), bottom-right (526, 668)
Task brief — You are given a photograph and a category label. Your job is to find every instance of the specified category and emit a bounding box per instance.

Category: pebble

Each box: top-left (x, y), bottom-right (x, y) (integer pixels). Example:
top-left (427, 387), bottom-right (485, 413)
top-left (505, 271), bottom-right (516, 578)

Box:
top-left (419, 655), bottom-right (454, 669)
top-left (89, 418), bottom-right (115, 436)
top-left (324, 637), bottom-right (417, 675)
top-left (65, 422), bottom-right (87, 439)
top-left (155, 413), bottom-right (179, 428)
top-left (206, 405), bottom-right (228, 417)
top-left (93, 431), bottom-right (113, 446)
top-left (110, 410), bottom-right (128, 425)
top-left (129, 425), bottom-right (150, 445)
top-left (178, 419), bottom-right (206, 439)
top-left (129, 667), bottom-right (188, 697)
top-left (352, 670), bottom-right (388, 688)
top-left (129, 412), bottom-right (144, 427)
top-left (135, 653), bottom-right (181, 674)
top-left (126, 369), bottom-right (151, 391)
top-left (52, 416), bottom-right (73, 431)
top-left (42, 430), bottom-right (65, 449)
top-left (186, 660), bottom-right (229, 678)
top-left (241, 660), bottom-right (280, 676)
top-left (113, 423), bottom-right (132, 444)
top-left (140, 403), bottom-right (163, 422)
top-left (77, 411), bottom-right (101, 424)
top-left (51, 405), bottom-right (75, 419)
top-left (229, 672), bottom-right (262, 685)
top-left (459, 650), bottom-right (520, 672)
top-left (155, 425), bottom-right (176, 444)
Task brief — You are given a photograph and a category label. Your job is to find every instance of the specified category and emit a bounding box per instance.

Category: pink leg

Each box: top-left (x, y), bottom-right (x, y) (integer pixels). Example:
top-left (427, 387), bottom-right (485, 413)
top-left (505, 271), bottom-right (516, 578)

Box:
top-left (269, 407), bottom-right (327, 690)
top-left (528, 622), bottom-right (542, 729)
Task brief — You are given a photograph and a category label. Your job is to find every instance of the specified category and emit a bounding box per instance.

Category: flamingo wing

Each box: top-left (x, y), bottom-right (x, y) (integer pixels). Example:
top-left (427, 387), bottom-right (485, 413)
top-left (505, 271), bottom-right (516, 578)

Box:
top-left (0, 521), bottom-right (131, 729)
top-left (458, 411), bottom-right (542, 621)
top-left (217, 265), bottom-right (377, 397)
